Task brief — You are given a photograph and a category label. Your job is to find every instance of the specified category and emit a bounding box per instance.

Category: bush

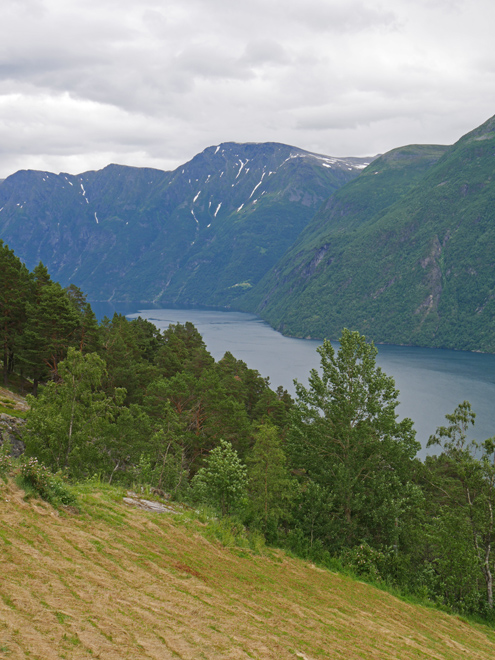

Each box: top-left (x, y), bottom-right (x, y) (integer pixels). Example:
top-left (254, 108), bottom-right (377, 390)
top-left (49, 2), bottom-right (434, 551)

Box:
top-left (191, 440), bottom-right (248, 516)
top-left (340, 542), bottom-right (389, 582)
top-left (204, 515), bottom-right (266, 553)
top-left (18, 457), bottom-right (77, 507)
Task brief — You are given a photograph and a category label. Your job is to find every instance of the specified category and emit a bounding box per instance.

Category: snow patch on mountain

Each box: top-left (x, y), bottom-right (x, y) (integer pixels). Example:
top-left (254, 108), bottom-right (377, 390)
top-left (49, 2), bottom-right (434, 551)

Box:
top-left (236, 160), bottom-right (248, 178)
top-left (249, 172), bottom-right (265, 199)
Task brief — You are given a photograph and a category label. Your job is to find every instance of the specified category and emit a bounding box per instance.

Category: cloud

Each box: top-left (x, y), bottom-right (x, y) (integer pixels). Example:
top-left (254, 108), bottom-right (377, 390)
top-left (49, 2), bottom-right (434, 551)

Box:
top-left (0, 0), bottom-right (494, 177)
top-left (286, 0), bottom-right (398, 33)
top-left (240, 40), bottom-right (290, 67)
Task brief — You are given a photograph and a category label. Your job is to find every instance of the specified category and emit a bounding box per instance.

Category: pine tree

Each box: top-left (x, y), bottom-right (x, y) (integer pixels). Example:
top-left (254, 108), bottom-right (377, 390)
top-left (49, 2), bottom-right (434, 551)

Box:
top-left (22, 279), bottom-right (80, 391)
top-left (0, 241), bottom-right (31, 385)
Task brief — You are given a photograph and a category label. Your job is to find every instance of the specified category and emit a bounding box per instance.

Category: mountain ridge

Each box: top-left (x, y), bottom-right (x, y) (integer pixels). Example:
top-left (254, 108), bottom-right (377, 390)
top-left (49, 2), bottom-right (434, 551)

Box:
top-left (241, 115), bottom-right (495, 352)
top-left (0, 141), bottom-right (371, 306)
top-left (3, 116), bottom-right (495, 351)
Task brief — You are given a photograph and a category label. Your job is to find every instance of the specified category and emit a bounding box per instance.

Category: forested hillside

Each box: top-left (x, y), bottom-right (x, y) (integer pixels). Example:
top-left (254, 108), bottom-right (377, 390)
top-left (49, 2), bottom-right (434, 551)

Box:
top-left (2, 242), bottom-right (495, 624)
top-left (245, 115), bottom-right (495, 352)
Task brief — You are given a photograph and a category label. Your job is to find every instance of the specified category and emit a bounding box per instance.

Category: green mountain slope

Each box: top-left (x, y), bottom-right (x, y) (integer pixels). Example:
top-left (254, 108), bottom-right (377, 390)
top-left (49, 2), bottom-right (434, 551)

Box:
top-left (0, 143), bottom-right (369, 306)
top-left (243, 115), bottom-right (495, 352)
top-left (2, 480), bottom-right (495, 659)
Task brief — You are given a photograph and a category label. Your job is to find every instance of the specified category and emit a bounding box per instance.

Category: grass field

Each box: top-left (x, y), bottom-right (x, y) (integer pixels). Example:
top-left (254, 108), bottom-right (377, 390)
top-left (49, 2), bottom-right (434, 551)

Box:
top-left (1, 480), bottom-right (495, 659)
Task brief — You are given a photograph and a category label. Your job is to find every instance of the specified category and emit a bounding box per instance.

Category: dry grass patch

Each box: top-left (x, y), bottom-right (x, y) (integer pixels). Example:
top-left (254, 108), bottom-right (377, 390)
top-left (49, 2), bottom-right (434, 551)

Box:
top-left (0, 387), bottom-right (29, 413)
top-left (1, 480), bottom-right (495, 659)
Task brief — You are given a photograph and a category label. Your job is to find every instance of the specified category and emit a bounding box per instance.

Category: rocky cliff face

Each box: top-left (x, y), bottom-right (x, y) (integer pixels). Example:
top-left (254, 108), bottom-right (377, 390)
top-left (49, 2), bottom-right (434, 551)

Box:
top-left (0, 414), bottom-right (25, 457)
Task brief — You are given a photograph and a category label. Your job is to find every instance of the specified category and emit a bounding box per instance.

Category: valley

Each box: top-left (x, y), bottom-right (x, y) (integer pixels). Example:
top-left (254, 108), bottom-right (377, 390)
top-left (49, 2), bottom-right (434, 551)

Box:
top-left (2, 116), bottom-right (495, 352)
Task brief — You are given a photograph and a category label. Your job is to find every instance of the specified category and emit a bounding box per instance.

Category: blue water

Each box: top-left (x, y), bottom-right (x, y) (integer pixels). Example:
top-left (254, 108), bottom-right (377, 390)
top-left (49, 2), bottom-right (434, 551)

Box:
top-left (92, 303), bottom-right (495, 457)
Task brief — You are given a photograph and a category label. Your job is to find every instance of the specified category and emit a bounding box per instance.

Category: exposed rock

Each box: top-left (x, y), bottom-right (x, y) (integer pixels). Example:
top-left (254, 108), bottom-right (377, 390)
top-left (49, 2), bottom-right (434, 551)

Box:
top-left (0, 414), bottom-right (25, 457)
top-left (123, 491), bottom-right (179, 514)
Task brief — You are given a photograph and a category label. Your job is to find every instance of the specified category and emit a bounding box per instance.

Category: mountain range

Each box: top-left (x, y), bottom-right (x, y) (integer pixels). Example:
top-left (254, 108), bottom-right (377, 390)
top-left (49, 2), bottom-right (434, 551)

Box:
top-left (0, 142), bottom-right (368, 307)
top-left (1, 115), bottom-right (495, 351)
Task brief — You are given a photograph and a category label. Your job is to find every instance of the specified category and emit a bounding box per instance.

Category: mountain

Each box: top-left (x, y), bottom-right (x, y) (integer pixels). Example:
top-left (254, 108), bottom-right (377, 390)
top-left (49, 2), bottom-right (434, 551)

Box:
top-left (2, 480), bottom-right (495, 659)
top-left (242, 115), bottom-right (495, 352)
top-left (0, 142), bottom-right (370, 305)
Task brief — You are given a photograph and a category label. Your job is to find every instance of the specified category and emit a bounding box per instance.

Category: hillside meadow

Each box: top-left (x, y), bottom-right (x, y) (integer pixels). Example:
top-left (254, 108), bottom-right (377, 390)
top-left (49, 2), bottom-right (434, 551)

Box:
top-left (1, 481), bottom-right (495, 660)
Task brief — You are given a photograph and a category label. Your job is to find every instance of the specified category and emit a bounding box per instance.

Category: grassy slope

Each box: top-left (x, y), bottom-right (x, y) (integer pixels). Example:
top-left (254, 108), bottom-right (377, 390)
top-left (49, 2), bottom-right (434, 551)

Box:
top-left (1, 482), bottom-right (495, 659)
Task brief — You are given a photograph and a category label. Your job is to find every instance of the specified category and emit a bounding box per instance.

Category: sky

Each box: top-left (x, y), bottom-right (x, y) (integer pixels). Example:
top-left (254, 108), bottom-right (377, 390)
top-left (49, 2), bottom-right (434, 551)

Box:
top-left (1, 0), bottom-right (494, 179)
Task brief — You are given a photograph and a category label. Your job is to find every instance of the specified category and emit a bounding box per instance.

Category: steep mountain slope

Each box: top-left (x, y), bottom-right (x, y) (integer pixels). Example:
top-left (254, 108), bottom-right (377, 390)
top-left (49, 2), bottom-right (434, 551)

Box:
top-left (244, 115), bottom-right (495, 352)
top-left (2, 481), bottom-right (495, 659)
top-left (0, 143), bottom-right (369, 305)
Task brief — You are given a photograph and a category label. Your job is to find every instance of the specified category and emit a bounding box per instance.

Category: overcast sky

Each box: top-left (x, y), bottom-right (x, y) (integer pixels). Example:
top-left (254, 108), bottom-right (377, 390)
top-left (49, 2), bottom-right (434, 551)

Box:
top-left (1, 0), bottom-right (494, 178)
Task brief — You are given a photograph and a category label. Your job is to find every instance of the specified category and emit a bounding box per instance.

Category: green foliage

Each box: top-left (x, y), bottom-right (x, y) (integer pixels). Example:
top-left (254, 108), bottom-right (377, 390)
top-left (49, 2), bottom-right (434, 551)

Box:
top-left (202, 515), bottom-right (266, 554)
top-left (290, 481), bottom-right (334, 548)
top-left (24, 348), bottom-right (129, 479)
top-left (17, 457), bottom-right (77, 507)
top-left (246, 122), bottom-right (495, 352)
top-left (0, 240), bottom-right (31, 386)
top-left (414, 402), bottom-right (495, 613)
top-left (247, 423), bottom-right (294, 536)
top-left (340, 542), bottom-right (389, 582)
top-left (289, 329), bottom-right (420, 551)
top-left (192, 439), bottom-right (248, 516)
top-left (427, 399), bottom-right (476, 453)
top-left (132, 434), bottom-right (189, 496)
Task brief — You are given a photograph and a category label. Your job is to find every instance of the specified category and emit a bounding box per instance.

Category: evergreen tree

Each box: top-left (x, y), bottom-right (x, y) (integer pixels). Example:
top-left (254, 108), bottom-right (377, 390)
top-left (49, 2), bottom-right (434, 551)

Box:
top-left (66, 283), bottom-right (100, 354)
top-left (21, 279), bottom-right (81, 390)
top-left (154, 322), bottom-right (212, 377)
top-left (0, 241), bottom-right (31, 385)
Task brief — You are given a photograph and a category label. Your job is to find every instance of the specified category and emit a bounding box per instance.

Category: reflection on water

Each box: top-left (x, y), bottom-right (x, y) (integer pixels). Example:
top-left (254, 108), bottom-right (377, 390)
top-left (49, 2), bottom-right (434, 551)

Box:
top-left (92, 302), bottom-right (495, 457)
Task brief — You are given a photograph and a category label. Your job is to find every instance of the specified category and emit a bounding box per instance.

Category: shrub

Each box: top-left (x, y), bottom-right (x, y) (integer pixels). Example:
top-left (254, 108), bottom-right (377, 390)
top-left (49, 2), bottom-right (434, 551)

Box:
top-left (191, 440), bottom-right (248, 516)
top-left (18, 457), bottom-right (77, 507)
top-left (340, 542), bottom-right (388, 582)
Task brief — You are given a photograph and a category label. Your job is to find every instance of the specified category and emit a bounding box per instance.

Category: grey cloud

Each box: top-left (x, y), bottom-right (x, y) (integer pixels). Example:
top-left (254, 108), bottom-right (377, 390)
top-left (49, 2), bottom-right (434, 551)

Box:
top-left (287, 0), bottom-right (398, 33)
top-left (240, 40), bottom-right (291, 67)
top-left (173, 45), bottom-right (253, 81)
top-left (0, 0), bottom-right (493, 179)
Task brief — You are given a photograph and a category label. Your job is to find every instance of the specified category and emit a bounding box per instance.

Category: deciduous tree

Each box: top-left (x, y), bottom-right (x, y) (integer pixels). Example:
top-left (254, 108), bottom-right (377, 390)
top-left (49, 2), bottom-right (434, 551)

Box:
top-left (289, 329), bottom-right (419, 550)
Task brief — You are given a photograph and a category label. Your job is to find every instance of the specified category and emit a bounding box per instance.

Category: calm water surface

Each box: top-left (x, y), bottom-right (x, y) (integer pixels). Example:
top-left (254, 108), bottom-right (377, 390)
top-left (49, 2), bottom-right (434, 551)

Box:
top-left (93, 303), bottom-right (495, 457)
